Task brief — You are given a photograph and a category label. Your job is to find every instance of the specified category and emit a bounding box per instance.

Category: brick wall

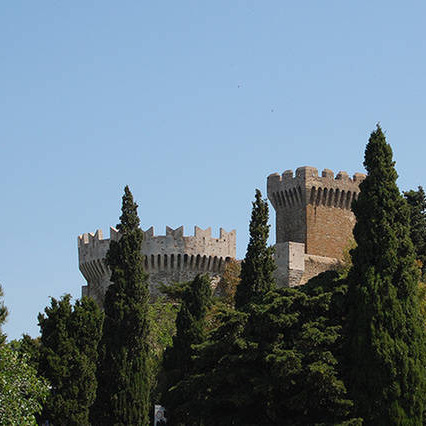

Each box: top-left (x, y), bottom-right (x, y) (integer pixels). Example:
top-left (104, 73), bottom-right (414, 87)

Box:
top-left (305, 204), bottom-right (356, 259)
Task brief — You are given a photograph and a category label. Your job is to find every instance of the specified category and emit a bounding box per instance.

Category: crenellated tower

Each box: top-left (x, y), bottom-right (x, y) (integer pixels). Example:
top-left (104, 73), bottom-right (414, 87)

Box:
top-left (267, 166), bottom-right (365, 286)
top-left (78, 226), bottom-right (236, 306)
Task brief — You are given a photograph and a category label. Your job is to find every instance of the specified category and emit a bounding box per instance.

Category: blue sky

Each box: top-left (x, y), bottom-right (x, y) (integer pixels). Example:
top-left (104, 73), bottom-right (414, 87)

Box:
top-left (2, 1), bottom-right (426, 340)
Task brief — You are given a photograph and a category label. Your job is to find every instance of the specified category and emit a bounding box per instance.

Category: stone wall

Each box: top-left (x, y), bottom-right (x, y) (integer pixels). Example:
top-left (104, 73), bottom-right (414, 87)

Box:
top-left (79, 164), bottom-right (364, 300)
top-left (268, 166), bottom-right (365, 286)
top-left (305, 204), bottom-right (356, 259)
top-left (78, 226), bottom-right (236, 306)
top-left (274, 242), bottom-right (305, 287)
top-left (273, 242), bottom-right (343, 287)
top-left (301, 254), bottom-right (341, 284)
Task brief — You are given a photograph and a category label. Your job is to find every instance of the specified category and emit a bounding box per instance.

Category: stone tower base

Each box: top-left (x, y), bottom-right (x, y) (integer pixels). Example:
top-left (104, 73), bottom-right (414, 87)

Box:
top-left (274, 242), bottom-right (341, 287)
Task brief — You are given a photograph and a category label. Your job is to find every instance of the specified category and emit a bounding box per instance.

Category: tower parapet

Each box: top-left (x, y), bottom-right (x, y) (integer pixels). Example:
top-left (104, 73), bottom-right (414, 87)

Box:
top-left (78, 226), bottom-right (236, 306)
top-left (267, 166), bottom-right (365, 287)
top-left (268, 166), bottom-right (365, 215)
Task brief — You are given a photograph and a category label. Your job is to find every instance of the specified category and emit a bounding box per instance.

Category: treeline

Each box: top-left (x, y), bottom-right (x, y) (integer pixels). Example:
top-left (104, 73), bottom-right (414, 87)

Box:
top-left (2, 125), bottom-right (426, 425)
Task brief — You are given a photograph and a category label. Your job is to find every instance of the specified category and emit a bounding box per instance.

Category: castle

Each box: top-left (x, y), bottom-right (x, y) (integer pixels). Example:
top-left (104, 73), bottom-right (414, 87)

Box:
top-left (78, 166), bottom-right (365, 304)
top-left (78, 225), bottom-right (236, 306)
top-left (267, 166), bottom-right (365, 286)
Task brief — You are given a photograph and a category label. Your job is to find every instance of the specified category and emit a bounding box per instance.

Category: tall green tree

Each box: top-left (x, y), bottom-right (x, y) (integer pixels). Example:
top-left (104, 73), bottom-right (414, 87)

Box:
top-left (345, 125), bottom-right (426, 424)
top-left (173, 306), bottom-right (250, 425)
top-left (404, 186), bottom-right (426, 278)
top-left (0, 286), bottom-right (49, 425)
top-left (0, 285), bottom-right (7, 346)
top-left (161, 274), bottom-right (212, 425)
top-left (37, 294), bottom-right (103, 425)
top-left (0, 345), bottom-right (49, 425)
top-left (176, 272), bottom-right (359, 425)
top-left (235, 189), bottom-right (275, 309)
top-left (91, 186), bottom-right (151, 426)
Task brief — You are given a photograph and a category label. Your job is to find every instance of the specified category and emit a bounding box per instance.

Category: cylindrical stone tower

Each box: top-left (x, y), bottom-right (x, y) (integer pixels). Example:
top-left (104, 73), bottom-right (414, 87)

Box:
top-left (78, 226), bottom-right (236, 307)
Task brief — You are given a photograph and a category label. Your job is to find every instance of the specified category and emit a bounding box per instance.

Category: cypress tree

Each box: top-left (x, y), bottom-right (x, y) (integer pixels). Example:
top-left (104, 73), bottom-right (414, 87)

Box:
top-left (37, 294), bottom-right (103, 425)
top-left (345, 125), bottom-right (426, 424)
top-left (162, 274), bottom-right (212, 425)
top-left (177, 306), bottom-right (251, 425)
top-left (235, 189), bottom-right (275, 309)
top-left (91, 186), bottom-right (151, 425)
top-left (404, 186), bottom-right (426, 278)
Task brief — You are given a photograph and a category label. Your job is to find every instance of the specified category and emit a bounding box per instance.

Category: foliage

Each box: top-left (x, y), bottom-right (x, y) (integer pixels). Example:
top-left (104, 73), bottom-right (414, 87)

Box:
top-left (0, 285), bottom-right (7, 346)
top-left (336, 240), bottom-right (357, 278)
top-left (148, 298), bottom-right (178, 362)
top-left (256, 286), bottom-right (358, 425)
top-left (159, 280), bottom-right (190, 302)
top-left (37, 294), bottom-right (103, 425)
top-left (235, 189), bottom-right (276, 309)
top-left (215, 258), bottom-right (241, 306)
top-left (0, 344), bottom-right (49, 426)
top-left (404, 186), bottom-right (426, 278)
top-left (16, 334), bottom-right (41, 371)
top-left (177, 274), bottom-right (359, 425)
top-left (91, 186), bottom-right (151, 426)
top-left (169, 306), bottom-right (249, 425)
top-left (0, 290), bottom-right (48, 426)
top-left (419, 281), bottom-right (426, 327)
top-left (148, 297), bottom-right (178, 405)
top-left (162, 274), bottom-right (212, 425)
top-left (345, 125), bottom-right (426, 424)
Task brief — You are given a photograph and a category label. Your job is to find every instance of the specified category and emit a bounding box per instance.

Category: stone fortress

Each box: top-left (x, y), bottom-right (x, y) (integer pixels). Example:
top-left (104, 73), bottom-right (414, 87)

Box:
top-left (78, 166), bottom-right (365, 304)
top-left (267, 166), bottom-right (366, 287)
top-left (78, 225), bottom-right (236, 306)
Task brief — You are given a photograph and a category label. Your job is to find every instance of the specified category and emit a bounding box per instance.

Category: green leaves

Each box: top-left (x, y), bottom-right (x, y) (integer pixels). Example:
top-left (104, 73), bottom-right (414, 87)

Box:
top-left (167, 275), bottom-right (356, 425)
top-left (117, 185), bottom-right (140, 234)
top-left (0, 286), bottom-right (8, 346)
top-left (235, 189), bottom-right (276, 309)
top-left (0, 345), bottom-right (49, 425)
top-left (161, 275), bottom-right (212, 425)
top-left (0, 286), bottom-right (49, 425)
top-left (37, 294), bottom-right (103, 425)
top-left (346, 125), bottom-right (426, 423)
top-left (404, 186), bottom-right (426, 278)
top-left (92, 186), bottom-right (151, 426)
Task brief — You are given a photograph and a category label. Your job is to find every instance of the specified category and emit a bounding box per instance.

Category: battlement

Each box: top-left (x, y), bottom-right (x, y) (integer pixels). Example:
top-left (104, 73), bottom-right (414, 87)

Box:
top-left (268, 165), bottom-right (364, 260)
top-left (268, 166), bottom-right (366, 185)
top-left (267, 166), bottom-right (366, 211)
top-left (78, 226), bottom-right (236, 258)
top-left (78, 225), bottom-right (236, 305)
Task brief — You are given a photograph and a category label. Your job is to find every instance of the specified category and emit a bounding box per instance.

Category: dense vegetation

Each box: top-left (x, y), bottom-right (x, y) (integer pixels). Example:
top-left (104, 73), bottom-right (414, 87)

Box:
top-left (0, 285), bottom-right (49, 425)
top-left (1, 126), bottom-right (426, 425)
top-left (345, 125), bottom-right (426, 424)
top-left (37, 295), bottom-right (103, 424)
top-left (91, 186), bottom-right (151, 425)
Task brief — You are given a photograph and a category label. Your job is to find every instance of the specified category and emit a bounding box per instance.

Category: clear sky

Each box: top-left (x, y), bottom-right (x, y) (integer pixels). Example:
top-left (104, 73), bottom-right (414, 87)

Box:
top-left (2, 1), bottom-right (426, 340)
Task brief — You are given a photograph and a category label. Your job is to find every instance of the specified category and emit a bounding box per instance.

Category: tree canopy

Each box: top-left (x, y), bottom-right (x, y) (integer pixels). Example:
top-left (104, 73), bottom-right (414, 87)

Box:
top-left (91, 186), bottom-right (151, 426)
top-left (345, 125), bottom-right (426, 424)
top-left (37, 294), bottom-right (103, 425)
top-left (0, 285), bottom-right (49, 425)
top-left (0, 285), bottom-right (7, 346)
top-left (404, 186), bottom-right (426, 278)
top-left (161, 274), bottom-right (212, 425)
top-left (235, 189), bottom-right (275, 309)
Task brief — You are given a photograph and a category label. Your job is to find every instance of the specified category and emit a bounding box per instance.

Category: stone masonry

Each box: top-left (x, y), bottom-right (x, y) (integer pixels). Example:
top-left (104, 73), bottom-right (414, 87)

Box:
top-left (78, 226), bottom-right (236, 306)
top-left (267, 166), bottom-right (366, 286)
top-left (78, 166), bottom-right (365, 302)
